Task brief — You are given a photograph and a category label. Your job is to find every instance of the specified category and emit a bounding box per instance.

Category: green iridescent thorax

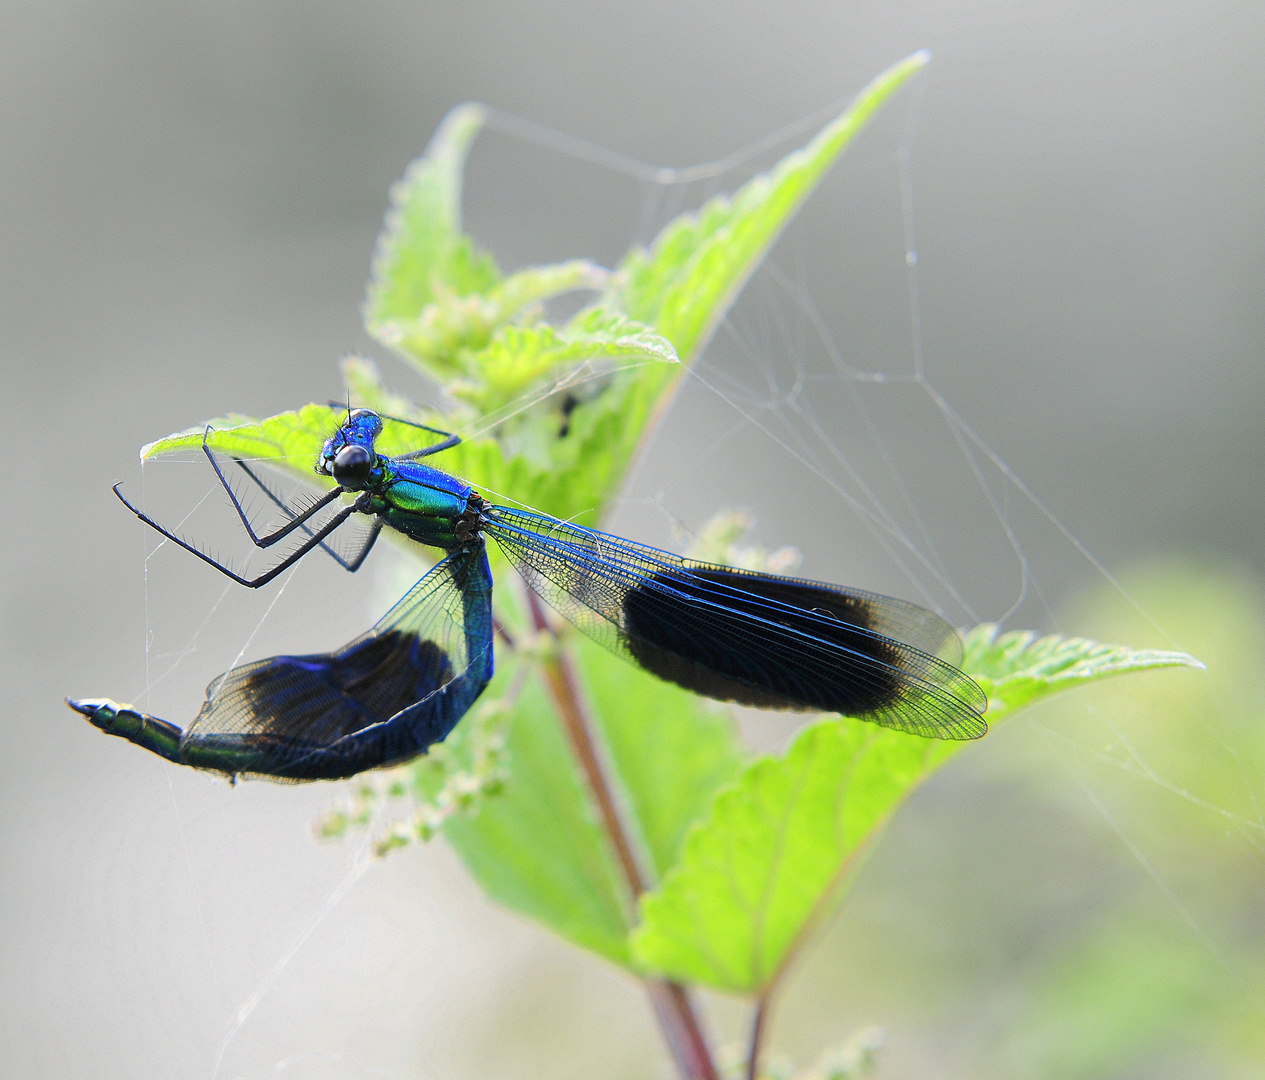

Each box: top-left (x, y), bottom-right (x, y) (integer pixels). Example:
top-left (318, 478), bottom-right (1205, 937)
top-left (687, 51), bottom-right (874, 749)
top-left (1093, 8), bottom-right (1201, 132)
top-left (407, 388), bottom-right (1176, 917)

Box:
top-left (374, 459), bottom-right (478, 552)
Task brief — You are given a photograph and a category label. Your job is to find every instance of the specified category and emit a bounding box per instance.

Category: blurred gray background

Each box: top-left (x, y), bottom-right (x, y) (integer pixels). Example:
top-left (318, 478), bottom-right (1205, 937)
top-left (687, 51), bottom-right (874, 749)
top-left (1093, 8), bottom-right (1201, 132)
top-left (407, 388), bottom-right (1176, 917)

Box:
top-left (2, 2), bottom-right (1262, 1078)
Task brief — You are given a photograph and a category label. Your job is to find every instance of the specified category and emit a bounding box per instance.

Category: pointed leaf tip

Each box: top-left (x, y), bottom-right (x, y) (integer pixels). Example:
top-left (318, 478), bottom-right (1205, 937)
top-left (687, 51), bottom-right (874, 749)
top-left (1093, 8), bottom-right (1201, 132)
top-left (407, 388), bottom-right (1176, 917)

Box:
top-left (365, 101), bottom-right (499, 335)
top-left (611, 50), bottom-right (933, 363)
top-left (962, 624), bottom-right (1205, 725)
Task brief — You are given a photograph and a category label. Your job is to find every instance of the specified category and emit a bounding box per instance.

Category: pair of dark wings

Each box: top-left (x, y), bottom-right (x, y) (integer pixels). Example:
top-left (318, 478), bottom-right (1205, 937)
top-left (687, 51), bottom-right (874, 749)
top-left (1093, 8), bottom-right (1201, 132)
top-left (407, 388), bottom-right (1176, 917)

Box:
top-left (141, 499), bottom-right (984, 781)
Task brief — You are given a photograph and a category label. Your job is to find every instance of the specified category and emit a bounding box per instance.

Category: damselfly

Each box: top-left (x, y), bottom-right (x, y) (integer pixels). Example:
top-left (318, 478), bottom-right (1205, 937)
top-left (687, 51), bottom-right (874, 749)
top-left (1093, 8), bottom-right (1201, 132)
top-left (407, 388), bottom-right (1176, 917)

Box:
top-left (69, 408), bottom-right (987, 781)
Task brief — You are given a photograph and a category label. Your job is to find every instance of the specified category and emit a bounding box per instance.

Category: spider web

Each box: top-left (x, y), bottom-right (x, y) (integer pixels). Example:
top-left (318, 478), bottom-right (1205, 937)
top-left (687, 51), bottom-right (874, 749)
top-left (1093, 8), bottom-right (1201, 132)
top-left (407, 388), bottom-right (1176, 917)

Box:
top-left (116, 73), bottom-right (1263, 1080)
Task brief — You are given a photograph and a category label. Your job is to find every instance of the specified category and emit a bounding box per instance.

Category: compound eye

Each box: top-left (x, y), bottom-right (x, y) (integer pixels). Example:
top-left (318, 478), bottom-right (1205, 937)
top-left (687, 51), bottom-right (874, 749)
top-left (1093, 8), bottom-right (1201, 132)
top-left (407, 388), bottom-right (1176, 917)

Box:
top-left (332, 444), bottom-right (373, 488)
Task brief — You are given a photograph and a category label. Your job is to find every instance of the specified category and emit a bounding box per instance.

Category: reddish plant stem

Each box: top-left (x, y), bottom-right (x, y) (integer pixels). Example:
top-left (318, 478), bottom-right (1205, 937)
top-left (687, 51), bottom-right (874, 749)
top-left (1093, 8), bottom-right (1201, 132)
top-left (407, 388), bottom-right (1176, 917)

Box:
top-left (535, 631), bottom-right (650, 897)
top-left (647, 979), bottom-right (722, 1080)
top-left (746, 996), bottom-right (769, 1080)
top-left (491, 615), bottom-right (517, 650)
top-left (525, 589), bottom-right (719, 1080)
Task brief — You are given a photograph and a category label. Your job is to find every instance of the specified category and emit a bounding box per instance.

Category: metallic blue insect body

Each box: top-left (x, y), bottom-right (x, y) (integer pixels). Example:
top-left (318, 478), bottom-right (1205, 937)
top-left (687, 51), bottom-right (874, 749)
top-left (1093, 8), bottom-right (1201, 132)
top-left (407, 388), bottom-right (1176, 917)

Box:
top-left (70, 409), bottom-right (987, 782)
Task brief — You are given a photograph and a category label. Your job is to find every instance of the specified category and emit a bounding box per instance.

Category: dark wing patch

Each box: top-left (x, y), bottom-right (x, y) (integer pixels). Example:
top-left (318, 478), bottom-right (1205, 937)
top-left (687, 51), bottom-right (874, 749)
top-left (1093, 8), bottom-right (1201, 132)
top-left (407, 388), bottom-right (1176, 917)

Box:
top-left (193, 629), bottom-right (454, 754)
top-left (487, 507), bottom-right (986, 741)
top-left (623, 569), bottom-right (905, 715)
top-left (177, 546), bottom-right (494, 780)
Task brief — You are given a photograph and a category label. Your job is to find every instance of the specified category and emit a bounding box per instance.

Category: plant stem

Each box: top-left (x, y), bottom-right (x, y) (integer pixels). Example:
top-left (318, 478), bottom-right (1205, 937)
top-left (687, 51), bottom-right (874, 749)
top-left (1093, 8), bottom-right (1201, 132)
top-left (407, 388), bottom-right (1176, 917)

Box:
top-left (533, 631), bottom-right (649, 896)
top-left (746, 997), bottom-right (769, 1080)
top-left (648, 980), bottom-right (722, 1080)
top-left (525, 589), bottom-right (719, 1080)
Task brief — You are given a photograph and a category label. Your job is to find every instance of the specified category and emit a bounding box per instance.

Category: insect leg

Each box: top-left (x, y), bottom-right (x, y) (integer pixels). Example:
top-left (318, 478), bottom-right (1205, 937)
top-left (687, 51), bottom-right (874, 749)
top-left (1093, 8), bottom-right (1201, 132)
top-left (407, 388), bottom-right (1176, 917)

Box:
top-left (230, 457), bottom-right (382, 572)
top-left (201, 427), bottom-right (345, 548)
top-left (113, 484), bottom-right (364, 588)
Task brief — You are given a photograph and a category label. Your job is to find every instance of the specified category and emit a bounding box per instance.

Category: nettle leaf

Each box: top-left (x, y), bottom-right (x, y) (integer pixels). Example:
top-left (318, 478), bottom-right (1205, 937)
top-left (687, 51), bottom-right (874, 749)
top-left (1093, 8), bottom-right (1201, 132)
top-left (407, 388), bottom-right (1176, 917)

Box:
top-left (439, 663), bottom-right (635, 965)
top-left (141, 404), bottom-right (337, 474)
top-left (449, 306), bottom-right (678, 413)
top-left (340, 355), bottom-right (429, 422)
top-left (139, 401), bottom-right (443, 480)
top-left (440, 633), bottom-right (747, 969)
top-left (630, 717), bottom-right (956, 994)
top-left (609, 50), bottom-right (930, 363)
top-left (445, 56), bottom-right (928, 512)
top-left (961, 623), bottom-right (1204, 723)
top-left (493, 260), bottom-right (610, 320)
top-left (497, 358), bottom-right (680, 522)
top-left (144, 51), bottom-right (915, 521)
top-left (377, 260), bottom-right (610, 381)
top-left (364, 103), bottom-right (500, 332)
top-left (146, 320), bottom-right (674, 529)
top-left (381, 53), bottom-right (930, 519)
top-left (337, 355), bottom-right (671, 525)
top-left (630, 627), bottom-right (1201, 994)
top-left (576, 636), bottom-right (747, 880)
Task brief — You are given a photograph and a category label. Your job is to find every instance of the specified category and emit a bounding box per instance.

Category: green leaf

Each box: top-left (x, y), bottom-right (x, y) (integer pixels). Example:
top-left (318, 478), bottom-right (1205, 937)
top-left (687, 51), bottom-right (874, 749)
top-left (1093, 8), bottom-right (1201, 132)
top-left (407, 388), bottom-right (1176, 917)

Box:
top-left (375, 259), bottom-right (610, 381)
top-left (148, 54), bottom-right (923, 524)
top-left (630, 716), bottom-right (956, 993)
top-left (139, 399), bottom-right (443, 478)
top-left (438, 664), bottom-right (635, 965)
top-left (492, 260), bottom-right (611, 319)
top-left (363, 102), bottom-right (500, 332)
top-left (630, 627), bottom-right (1202, 994)
top-left (138, 365), bottom-right (674, 532)
top-left (141, 403), bottom-right (337, 472)
top-left (448, 306), bottom-right (678, 413)
top-left (577, 636), bottom-right (747, 880)
top-left (337, 351), bottom-right (677, 527)
top-left (436, 633), bottom-right (746, 971)
top-left (961, 623), bottom-right (1204, 724)
top-left (610, 50), bottom-right (930, 363)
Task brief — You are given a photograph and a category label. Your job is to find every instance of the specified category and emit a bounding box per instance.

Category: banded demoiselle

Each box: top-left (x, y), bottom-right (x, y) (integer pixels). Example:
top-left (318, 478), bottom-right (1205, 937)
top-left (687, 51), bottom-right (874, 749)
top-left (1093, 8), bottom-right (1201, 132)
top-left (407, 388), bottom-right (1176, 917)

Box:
top-left (69, 408), bottom-right (987, 781)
